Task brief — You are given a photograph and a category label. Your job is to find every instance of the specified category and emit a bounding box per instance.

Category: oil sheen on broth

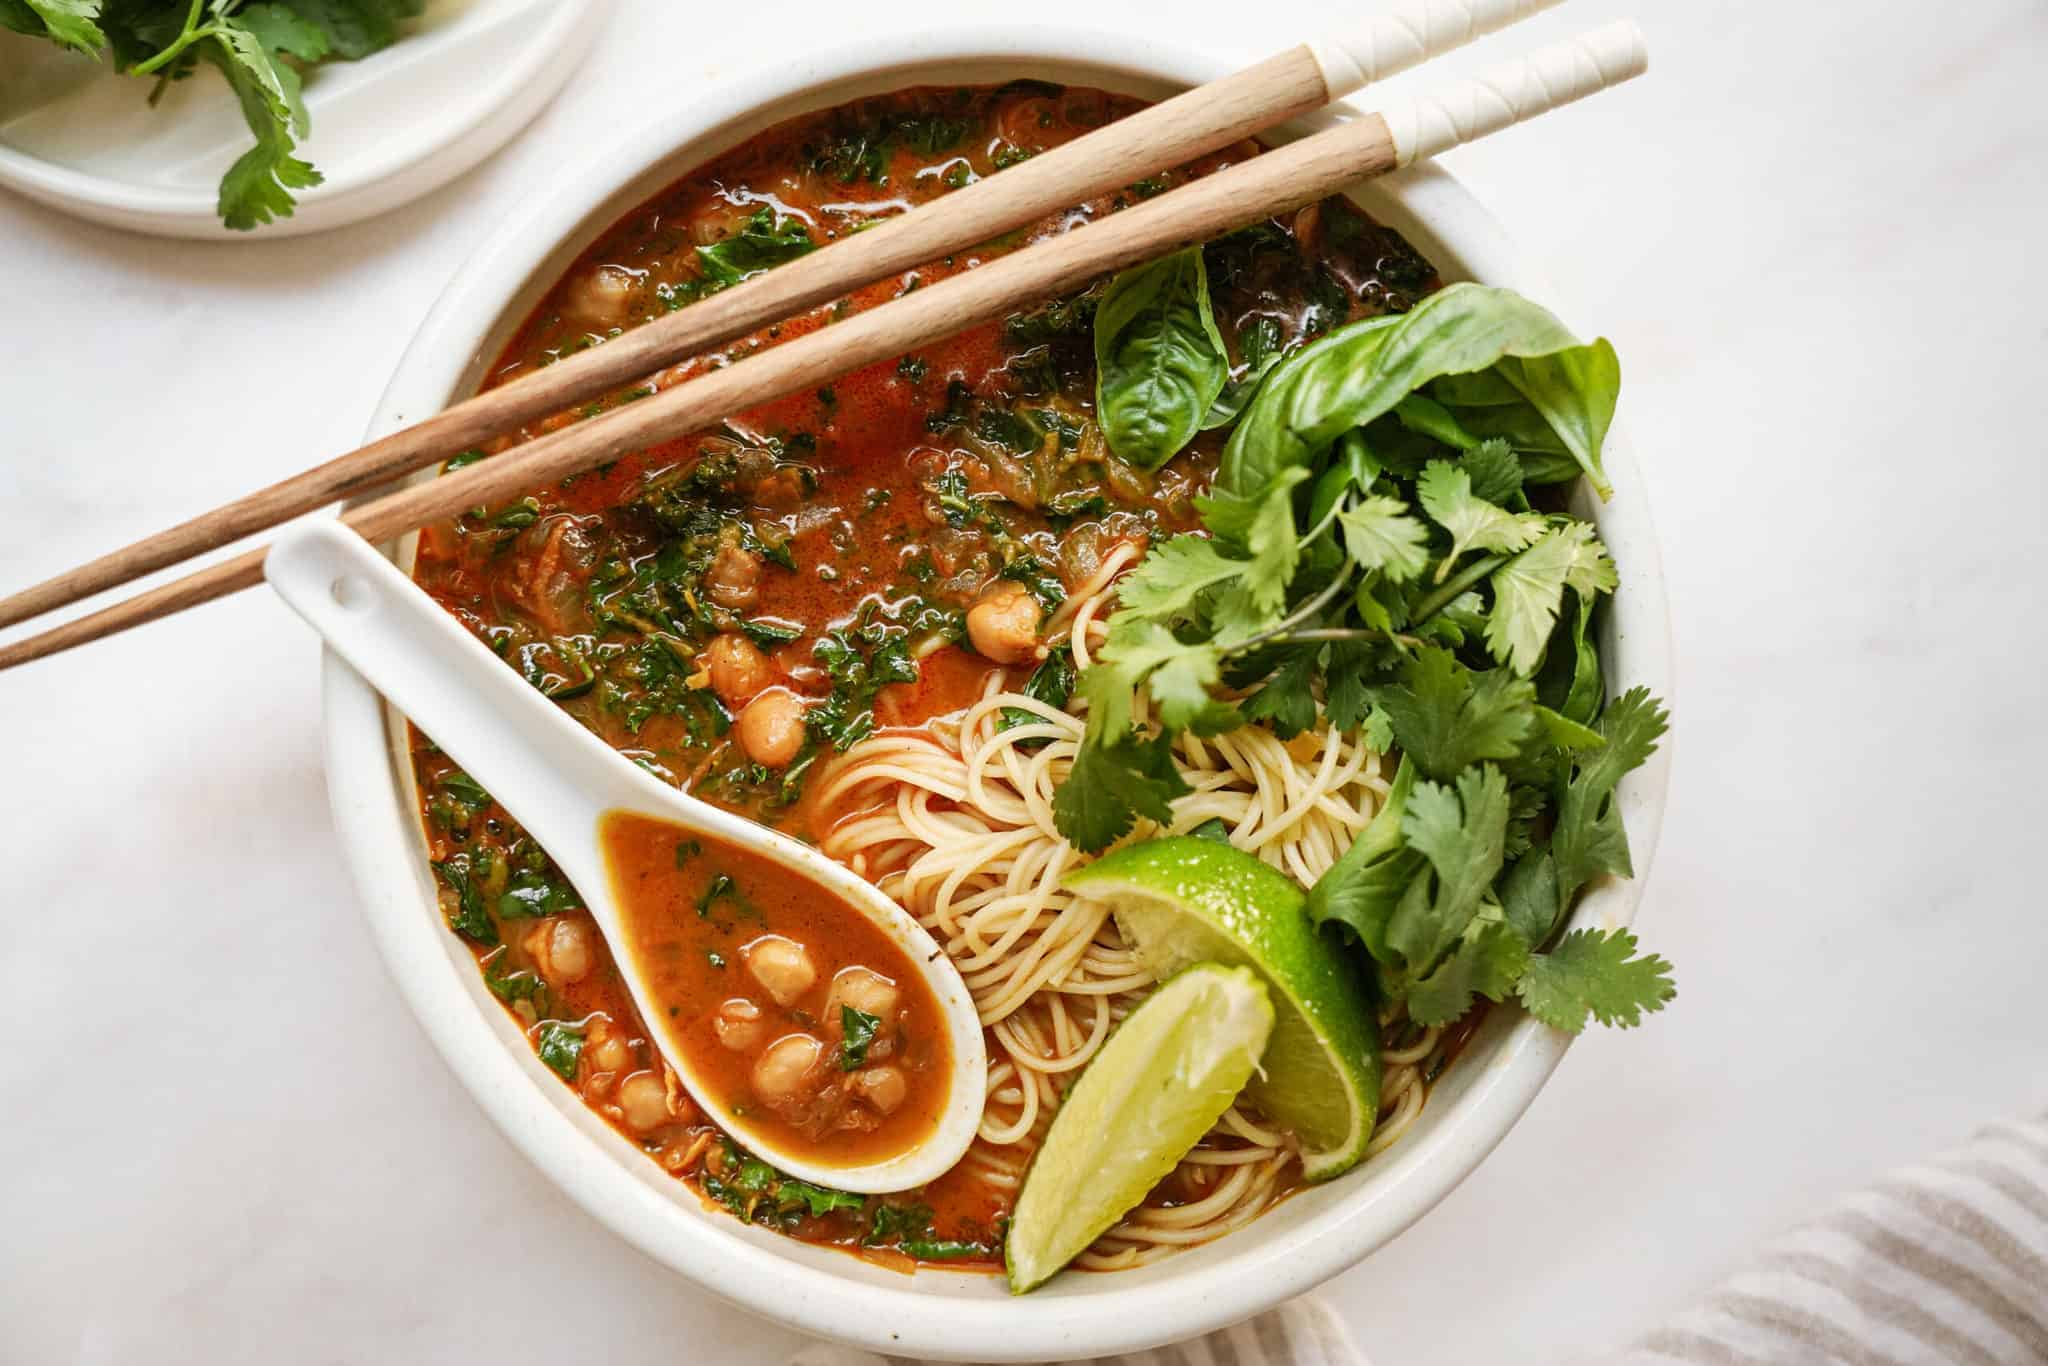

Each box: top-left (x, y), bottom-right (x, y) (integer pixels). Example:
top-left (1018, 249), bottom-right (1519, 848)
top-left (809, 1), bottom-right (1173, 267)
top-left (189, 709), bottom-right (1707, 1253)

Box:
top-left (599, 810), bottom-right (948, 1166)
top-left (408, 81), bottom-right (1439, 1268)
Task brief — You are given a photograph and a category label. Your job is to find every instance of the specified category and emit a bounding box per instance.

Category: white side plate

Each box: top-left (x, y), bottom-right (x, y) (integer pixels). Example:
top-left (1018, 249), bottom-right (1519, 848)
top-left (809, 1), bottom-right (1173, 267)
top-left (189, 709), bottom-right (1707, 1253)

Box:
top-left (0, 0), bottom-right (610, 239)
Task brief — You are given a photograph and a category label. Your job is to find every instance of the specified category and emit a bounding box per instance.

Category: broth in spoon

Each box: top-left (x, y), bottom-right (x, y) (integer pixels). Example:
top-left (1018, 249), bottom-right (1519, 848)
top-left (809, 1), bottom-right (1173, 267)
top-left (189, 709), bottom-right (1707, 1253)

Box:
top-left (601, 810), bottom-right (950, 1166)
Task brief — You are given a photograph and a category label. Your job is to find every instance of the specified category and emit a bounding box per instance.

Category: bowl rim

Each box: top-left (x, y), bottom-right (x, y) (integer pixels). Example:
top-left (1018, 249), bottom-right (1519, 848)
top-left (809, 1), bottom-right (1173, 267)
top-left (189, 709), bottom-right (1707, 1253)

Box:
top-left (317, 23), bottom-right (1673, 1360)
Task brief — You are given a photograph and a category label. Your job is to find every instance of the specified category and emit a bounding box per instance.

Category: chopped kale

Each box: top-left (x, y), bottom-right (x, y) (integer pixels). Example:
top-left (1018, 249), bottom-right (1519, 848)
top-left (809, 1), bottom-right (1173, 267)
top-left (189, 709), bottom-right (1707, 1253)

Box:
top-left (432, 853), bottom-right (496, 945)
top-left (839, 1006), bottom-right (882, 1070)
top-left (535, 1021), bottom-right (584, 1081)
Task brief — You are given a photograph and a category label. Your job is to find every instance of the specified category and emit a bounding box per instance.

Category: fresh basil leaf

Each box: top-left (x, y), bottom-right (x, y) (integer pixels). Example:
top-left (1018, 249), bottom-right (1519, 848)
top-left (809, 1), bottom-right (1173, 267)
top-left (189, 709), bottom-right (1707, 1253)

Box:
top-left (1307, 430), bottom-right (1380, 529)
top-left (1538, 592), bottom-right (1603, 726)
top-left (1202, 316), bottom-right (1289, 430)
top-left (1392, 393), bottom-right (1478, 450)
top-left (1094, 247), bottom-right (1229, 469)
top-left (1533, 704), bottom-right (1606, 752)
top-left (1221, 284), bottom-right (1618, 500)
top-left (1497, 340), bottom-right (1622, 499)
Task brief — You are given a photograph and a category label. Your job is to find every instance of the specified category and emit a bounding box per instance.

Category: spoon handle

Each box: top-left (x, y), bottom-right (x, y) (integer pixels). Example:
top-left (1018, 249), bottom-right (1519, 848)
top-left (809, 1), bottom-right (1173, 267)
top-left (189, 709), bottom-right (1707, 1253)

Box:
top-left (267, 519), bottom-right (990, 1193)
top-left (264, 519), bottom-right (633, 889)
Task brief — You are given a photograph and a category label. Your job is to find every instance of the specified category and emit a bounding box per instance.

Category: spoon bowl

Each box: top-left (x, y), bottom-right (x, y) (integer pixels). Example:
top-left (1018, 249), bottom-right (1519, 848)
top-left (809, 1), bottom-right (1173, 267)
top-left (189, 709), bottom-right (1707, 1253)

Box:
top-left (266, 518), bottom-right (986, 1193)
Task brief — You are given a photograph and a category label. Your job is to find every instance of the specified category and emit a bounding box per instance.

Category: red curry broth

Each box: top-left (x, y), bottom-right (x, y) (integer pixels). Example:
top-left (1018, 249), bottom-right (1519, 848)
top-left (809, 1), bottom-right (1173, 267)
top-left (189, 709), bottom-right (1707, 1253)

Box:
top-left (600, 810), bottom-right (949, 1167)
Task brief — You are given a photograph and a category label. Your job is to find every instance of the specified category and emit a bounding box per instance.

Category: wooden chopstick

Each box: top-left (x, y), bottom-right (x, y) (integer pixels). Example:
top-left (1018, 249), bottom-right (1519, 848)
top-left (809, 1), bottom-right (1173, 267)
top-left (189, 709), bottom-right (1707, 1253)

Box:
top-left (0, 20), bottom-right (1646, 673)
top-left (0, 0), bottom-right (1565, 636)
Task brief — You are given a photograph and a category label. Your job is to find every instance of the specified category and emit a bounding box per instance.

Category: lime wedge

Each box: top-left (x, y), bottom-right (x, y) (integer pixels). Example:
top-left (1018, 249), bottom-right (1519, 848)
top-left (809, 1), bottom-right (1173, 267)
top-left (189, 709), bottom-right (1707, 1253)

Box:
top-left (1005, 963), bottom-right (1274, 1294)
top-left (1066, 837), bottom-right (1381, 1182)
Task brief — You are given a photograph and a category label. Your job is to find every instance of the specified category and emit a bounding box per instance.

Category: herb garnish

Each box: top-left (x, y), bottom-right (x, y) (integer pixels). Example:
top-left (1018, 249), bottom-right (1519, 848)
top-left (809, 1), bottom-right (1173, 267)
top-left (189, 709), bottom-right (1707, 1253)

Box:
top-left (1051, 279), bottom-right (1672, 1033)
top-left (703, 1145), bottom-right (866, 1228)
top-left (805, 597), bottom-right (958, 750)
top-left (662, 207), bottom-right (815, 306)
top-left (497, 866), bottom-right (579, 920)
top-left (839, 1006), bottom-right (882, 1070)
top-left (998, 643), bottom-right (1076, 736)
top-left (431, 852), bottom-right (496, 945)
top-left (2, 0), bottom-right (428, 228)
top-left (863, 1202), bottom-right (995, 1260)
top-left (534, 1021), bottom-right (584, 1081)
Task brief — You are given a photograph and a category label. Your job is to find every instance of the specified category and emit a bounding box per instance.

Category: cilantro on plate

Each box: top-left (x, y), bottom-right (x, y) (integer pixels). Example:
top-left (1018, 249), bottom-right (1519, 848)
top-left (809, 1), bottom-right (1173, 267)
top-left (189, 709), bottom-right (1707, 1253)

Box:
top-left (0, 0), bottom-right (425, 229)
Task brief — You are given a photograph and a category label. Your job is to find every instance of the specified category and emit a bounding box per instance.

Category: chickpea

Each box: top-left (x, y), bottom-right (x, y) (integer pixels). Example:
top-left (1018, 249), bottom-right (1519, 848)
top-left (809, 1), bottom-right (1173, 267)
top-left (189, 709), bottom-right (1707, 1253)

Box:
top-left (688, 198), bottom-right (758, 247)
top-left (618, 1070), bottom-right (671, 1134)
top-left (706, 544), bottom-right (762, 611)
top-left (565, 264), bottom-right (641, 327)
top-left (966, 580), bottom-right (1042, 665)
top-left (752, 1033), bottom-right (824, 1104)
top-left (588, 1030), bottom-right (632, 1076)
top-left (737, 688), bottom-right (807, 768)
top-left (524, 916), bottom-right (593, 986)
top-left (703, 632), bottom-right (773, 707)
top-left (714, 997), bottom-right (769, 1053)
top-left (825, 967), bottom-right (901, 1027)
top-left (851, 1065), bottom-right (908, 1116)
top-left (743, 936), bottom-right (817, 1007)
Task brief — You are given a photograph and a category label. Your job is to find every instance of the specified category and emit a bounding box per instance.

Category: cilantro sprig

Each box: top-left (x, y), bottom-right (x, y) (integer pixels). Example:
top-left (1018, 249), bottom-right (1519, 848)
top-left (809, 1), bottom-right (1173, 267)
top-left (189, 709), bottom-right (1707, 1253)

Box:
top-left (1049, 276), bottom-right (1673, 1033)
top-left (2, 0), bottom-right (426, 229)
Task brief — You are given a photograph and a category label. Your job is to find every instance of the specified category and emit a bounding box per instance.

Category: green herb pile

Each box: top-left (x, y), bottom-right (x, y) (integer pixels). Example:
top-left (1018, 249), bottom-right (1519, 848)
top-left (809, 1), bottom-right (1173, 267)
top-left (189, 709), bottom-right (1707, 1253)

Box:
top-left (701, 1141), bottom-right (998, 1260)
top-left (1060, 252), bottom-right (1674, 1034)
top-left (1, 0), bottom-right (424, 228)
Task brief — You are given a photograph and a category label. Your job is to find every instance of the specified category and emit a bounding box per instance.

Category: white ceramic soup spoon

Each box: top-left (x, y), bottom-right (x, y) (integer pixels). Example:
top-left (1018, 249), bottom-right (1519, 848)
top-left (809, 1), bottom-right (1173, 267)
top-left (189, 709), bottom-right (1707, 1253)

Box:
top-left (266, 518), bottom-right (985, 1193)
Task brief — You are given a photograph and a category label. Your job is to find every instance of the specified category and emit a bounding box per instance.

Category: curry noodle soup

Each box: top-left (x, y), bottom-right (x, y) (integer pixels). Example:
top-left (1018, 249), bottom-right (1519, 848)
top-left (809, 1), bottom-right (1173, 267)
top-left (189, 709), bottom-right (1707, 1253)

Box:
top-left (407, 81), bottom-right (1547, 1272)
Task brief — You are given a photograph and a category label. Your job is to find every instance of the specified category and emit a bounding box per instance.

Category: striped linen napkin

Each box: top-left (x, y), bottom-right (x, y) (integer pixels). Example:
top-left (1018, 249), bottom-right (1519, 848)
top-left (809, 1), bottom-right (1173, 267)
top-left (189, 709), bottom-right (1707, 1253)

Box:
top-left (1598, 1113), bottom-right (2048, 1365)
top-left (790, 1113), bottom-right (2048, 1366)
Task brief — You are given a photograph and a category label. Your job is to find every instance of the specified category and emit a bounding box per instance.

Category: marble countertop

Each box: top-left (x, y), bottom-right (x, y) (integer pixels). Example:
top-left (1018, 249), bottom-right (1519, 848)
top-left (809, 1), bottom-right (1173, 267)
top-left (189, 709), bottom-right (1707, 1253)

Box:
top-left (5, 1), bottom-right (2045, 1361)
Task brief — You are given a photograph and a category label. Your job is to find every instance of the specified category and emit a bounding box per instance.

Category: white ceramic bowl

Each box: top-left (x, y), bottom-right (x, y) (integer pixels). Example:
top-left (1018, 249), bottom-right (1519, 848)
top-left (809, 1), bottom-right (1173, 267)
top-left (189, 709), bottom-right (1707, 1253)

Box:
top-left (321, 26), bottom-right (1673, 1361)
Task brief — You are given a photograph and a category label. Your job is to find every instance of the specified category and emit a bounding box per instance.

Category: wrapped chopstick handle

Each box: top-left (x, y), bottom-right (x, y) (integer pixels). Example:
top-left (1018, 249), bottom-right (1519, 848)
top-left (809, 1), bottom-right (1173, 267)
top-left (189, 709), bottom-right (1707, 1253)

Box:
top-left (1308, 0), bottom-right (1566, 97)
top-left (1380, 19), bottom-right (1648, 166)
